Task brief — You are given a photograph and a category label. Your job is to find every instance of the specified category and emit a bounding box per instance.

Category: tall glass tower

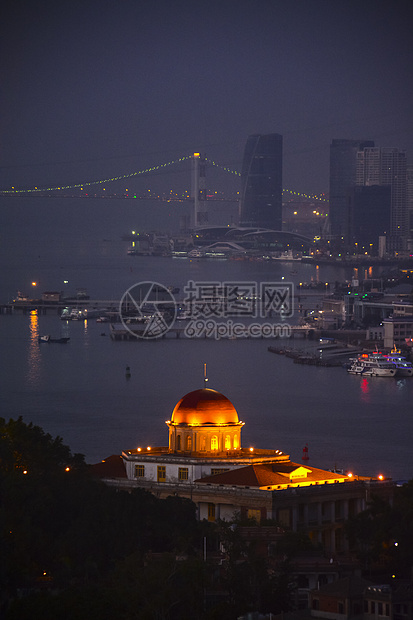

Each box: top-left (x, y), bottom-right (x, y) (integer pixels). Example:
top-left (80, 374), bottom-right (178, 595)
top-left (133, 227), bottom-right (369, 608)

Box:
top-left (239, 133), bottom-right (283, 229)
top-left (329, 138), bottom-right (374, 243)
top-left (356, 147), bottom-right (407, 250)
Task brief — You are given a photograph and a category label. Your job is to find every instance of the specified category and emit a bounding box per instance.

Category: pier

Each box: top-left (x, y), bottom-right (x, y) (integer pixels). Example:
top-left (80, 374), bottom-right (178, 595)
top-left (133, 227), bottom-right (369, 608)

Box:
top-left (109, 323), bottom-right (315, 341)
top-left (0, 299), bottom-right (120, 315)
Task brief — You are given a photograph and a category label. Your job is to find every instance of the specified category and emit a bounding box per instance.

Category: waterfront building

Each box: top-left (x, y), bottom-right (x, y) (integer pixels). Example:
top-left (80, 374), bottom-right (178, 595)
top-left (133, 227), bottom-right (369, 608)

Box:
top-left (383, 315), bottom-right (413, 349)
top-left (329, 139), bottom-right (374, 244)
top-left (239, 133), bottom-right (283, 230)
top-left (95, 383), bottom-right (393, 555)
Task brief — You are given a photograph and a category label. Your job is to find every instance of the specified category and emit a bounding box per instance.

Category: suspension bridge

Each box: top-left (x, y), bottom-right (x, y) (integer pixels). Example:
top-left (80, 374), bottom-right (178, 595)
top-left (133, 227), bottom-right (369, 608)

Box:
top-left (0, 154), bottom-right (328, 204)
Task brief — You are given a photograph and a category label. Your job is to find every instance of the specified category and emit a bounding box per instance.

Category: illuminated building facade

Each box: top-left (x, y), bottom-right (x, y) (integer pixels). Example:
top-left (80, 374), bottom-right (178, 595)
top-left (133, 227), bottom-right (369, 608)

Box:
top-left (89, 384), bottom-right (395, 552)
top-left (239, 133), bottom-right (283, 229)
top-left (122, 387), bottom-right (294, 501)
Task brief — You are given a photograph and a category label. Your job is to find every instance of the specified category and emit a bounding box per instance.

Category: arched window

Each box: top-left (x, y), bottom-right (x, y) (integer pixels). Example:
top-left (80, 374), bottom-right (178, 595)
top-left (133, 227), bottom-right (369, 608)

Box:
top-left (225, 435), bottom-right (231, 450)
top-left (186, 435), bottom-right (192, 451)
top-left (211, 435), bottom-right (218, 451)
top-left (233, 435), bottom-right (239, 449)
top-left (176, 435), bottom-right (181, 451)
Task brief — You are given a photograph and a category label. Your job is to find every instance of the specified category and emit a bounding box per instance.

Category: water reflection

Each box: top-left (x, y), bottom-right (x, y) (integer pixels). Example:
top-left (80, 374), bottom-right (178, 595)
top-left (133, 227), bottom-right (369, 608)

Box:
top-left (27, 310), bottom-right (41, 385)
top-left (396, 379), bottom-right (407, 390)
top-left (83, 319), bottom-right (89, 346)
top-left (360, 377), bottom-right (370, 403)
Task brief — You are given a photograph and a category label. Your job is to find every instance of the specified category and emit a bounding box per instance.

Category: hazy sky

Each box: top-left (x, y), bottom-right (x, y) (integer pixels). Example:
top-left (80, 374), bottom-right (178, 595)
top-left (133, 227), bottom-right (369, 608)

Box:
top-left (1, 0), bottom-right (412, 196)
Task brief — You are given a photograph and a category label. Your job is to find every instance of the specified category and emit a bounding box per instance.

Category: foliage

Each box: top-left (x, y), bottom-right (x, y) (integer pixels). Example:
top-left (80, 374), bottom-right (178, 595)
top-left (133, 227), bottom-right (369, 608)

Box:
top-left (3, 417), bottom-right (411, 618)
top-left (0, 418), bottom-right (201, 619)
top-left (345, 482), bottom-right (413, 578)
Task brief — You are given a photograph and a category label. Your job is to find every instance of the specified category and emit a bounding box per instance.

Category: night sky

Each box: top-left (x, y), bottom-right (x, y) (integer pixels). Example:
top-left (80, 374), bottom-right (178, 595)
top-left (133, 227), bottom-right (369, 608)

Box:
top-left (1, 0), bottom-right (412, 196)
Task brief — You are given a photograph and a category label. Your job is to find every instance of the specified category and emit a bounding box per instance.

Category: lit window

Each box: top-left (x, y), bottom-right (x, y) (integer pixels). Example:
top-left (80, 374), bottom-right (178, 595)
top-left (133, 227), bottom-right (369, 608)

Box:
top-left (178, 467), bottom-right (188, 481)
top-left (211, 435), bottom-right (218, 450)
top-left (186, 435), bottom-right (192, 451)
top-left (208, 503), bottom-right (215, 521)
top-left (247, 508), bottom-right (261, 523)
top-left (135, 465), bottom-right (145, 478)
top-left (233, 435), bottom-right (239, 449)
top-left (225, 435), bottom-right (231, 449)
top-left (157, 466), bottom-right (166, 482)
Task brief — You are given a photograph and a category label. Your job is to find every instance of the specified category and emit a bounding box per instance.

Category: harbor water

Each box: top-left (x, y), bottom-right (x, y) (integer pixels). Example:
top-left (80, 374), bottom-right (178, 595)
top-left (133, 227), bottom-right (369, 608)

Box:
top-left (1, 196), bottom-right (412, 481)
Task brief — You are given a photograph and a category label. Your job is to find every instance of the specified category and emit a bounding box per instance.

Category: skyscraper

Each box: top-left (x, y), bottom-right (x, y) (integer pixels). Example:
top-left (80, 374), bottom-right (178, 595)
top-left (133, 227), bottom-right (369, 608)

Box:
top-left (407, 163), bottom-right (413, 252)
top-left (356, 147), bottom-right (407, 250)
top-left (239, 133), bottom-right (283, 229)
top-left (349, 185), bottom-right (391, 254)
top-left (329, 138), bottom-right (374, 244)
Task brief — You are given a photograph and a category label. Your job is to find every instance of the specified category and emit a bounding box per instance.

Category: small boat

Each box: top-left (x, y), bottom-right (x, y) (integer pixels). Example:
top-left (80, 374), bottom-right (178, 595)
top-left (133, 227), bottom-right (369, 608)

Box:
top-left (61, 307), bottom-right (85, 320)
top-left (39, 335), bottom-right (70, 344)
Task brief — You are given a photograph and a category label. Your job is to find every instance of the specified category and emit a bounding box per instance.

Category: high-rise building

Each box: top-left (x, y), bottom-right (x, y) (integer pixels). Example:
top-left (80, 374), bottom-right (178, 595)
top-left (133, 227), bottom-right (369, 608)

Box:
top-left (356, 147), bottom-right (407, 251)
top-left (407, 162), bottom-right (413, 252)
top-left (349, 185), bottom-right (391, 254)
top-left (239, 133), bottom-right (283, 230)
top-left (329, 139), bottom-right (374, 244)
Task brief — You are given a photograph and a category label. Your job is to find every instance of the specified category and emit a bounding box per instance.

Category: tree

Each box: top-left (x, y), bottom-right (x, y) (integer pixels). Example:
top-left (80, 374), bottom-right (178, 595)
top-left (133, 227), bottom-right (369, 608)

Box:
top-left (345, 483), bottom-right (413, 578)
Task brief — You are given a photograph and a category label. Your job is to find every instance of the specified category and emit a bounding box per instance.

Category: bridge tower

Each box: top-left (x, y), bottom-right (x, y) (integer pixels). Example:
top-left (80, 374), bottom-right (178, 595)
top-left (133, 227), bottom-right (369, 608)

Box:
top-left (191, 153), bottom-right (208, 228)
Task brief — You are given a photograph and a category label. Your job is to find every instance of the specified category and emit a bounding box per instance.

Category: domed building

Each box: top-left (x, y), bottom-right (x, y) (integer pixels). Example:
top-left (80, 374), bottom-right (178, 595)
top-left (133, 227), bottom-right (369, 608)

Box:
top-left (122, 385), bottom-right (291, 493)
top-left (96, 382), bottom-right (393, 560)
top-left (167, 388), bottom-right (243, 454)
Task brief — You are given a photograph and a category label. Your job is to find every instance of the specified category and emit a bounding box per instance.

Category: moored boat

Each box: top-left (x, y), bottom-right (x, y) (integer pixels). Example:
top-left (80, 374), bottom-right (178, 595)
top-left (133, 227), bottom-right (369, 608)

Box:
top-left (347, 352), bottom-right (397, 377)
top-left (384, 347), bottom-right (413, 377)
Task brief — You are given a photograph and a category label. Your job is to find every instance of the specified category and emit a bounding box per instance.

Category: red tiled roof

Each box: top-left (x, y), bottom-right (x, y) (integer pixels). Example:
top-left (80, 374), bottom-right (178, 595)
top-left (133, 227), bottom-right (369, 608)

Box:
top-left (196, 461), bottom-right (348, 487)
top-left (90, 455), bottom-right (127, 478)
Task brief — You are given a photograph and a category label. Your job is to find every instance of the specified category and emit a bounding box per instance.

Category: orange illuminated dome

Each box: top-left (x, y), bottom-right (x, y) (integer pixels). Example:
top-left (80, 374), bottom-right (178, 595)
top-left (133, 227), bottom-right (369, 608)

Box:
top-left (171, 388), bottom-right (239, 426)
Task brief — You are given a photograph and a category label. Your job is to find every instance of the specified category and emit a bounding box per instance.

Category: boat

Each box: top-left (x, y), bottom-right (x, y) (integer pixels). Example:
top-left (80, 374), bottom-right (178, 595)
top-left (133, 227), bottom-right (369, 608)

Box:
top-left (347, 352), bottom-right (397, 377)
top-left (271, 250), bottom-right (302, 262)
top-left (61, 307), bottom-right (85, 320)
top-left (39, 335), bottom-right (70, 343)
top-left (188, 249), bottom-right (204, 258)
top-left (384, 346), bottom-right (413, 377)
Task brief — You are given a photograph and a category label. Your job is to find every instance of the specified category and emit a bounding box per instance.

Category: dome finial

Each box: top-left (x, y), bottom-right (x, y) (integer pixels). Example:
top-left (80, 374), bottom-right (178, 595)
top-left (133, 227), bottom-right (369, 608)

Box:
top-left (204, 363), bottom-right (208, 387)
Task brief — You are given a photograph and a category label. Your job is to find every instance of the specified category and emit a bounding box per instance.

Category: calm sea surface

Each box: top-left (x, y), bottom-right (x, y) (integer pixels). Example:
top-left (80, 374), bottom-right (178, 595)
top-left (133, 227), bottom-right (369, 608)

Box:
top-left (1, 197), bottom-right (412, 481)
